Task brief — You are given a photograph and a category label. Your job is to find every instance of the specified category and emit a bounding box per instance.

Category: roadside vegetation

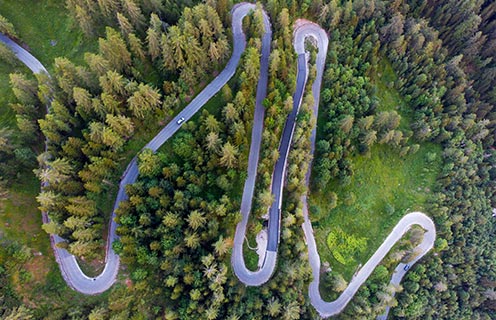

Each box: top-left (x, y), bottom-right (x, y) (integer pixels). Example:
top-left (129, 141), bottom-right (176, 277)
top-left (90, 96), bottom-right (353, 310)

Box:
top-left (0, 2), bottom-right (105, 317)
top-left (0, 62), bottom-right (17, 127)
top-left (312, 1), bottom-right (496, 318)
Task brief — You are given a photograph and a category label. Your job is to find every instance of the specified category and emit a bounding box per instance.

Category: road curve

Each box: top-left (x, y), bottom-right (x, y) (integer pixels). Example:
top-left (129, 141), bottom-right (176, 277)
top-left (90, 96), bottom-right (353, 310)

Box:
top-left (1, 2), bottom-right (270, 294)
top-left (376, 223), bottom-right (435, 320)
top-left (0, 32), bottom-right (131, 294)
top-left (231, 5), bottom-right (327, 287)
top-left (292, 20), bottom-right (437, 318)
top-left (0, 34), bottom-right (47, 74)
top-left (230, 4), bottom-right (277, 285)
top-left (304, 210), bottom-right (436, 317)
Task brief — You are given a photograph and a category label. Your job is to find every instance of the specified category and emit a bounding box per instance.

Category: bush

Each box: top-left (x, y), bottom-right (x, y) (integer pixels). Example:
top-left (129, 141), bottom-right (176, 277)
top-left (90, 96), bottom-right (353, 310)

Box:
top-left (327, 227), bottom-right (367, 265)
top-left (385, 202), bottom-right (395, 215)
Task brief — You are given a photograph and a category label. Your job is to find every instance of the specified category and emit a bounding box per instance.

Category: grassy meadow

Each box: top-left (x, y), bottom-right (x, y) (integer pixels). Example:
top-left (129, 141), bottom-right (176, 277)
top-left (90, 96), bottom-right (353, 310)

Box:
top-left (310, 59), bottom-right (442, 283)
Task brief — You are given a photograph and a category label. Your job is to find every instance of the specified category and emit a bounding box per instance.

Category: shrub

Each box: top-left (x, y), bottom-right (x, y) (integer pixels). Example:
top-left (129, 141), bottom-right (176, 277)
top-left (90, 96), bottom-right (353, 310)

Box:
top-left (326, 227), bottom-right (367, 265)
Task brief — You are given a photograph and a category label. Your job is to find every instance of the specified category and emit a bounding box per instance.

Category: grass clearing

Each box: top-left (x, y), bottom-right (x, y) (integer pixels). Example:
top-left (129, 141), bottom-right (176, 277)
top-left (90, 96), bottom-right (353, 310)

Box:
top-left (0, 171), bottom-right (108, 311)
top-left (77, 256), bottom-right (106, 278)
top-left (0, 172), bottom-right (56, 302)
top-left (0, 0), bottom-right (102, 299)
top-left (310, 58), bottom-right (442, 286)
top-left (310, 142), bottom-right (441, 280)
top-left (1, 173), bottom-right (46, 253)
top-left (0, 0), bottom-right (97, 249)
top-left (243, 237), bottom-right (259, 271)
top-left (0, 1), bottom-right (97, 67)
top-left (373, 59), bottom-right (415, 129)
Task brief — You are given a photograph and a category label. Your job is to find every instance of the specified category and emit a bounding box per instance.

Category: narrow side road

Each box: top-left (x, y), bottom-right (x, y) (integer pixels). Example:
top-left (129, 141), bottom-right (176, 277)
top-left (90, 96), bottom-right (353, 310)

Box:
top-left (0, 34), bottom-right (47, 74)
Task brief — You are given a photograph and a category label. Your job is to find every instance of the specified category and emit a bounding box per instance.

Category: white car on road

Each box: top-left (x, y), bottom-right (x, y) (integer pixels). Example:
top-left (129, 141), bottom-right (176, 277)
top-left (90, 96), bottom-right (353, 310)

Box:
top-left (176, 117), bottom-right (185, 125)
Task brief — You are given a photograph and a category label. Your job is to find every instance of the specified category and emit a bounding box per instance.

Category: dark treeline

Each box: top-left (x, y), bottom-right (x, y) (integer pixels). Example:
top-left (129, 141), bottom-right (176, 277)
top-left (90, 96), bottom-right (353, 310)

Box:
top-left (313, 0), bottom-right (496, 318)
top-left (408, 0), bottom-right (496, 116)
top-left (377, 1), bottom-right (496, 318)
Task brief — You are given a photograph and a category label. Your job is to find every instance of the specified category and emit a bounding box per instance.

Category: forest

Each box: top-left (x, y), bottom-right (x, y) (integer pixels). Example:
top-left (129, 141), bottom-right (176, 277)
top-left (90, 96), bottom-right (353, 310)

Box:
top-left (0, 0), bottom-right (495, 319)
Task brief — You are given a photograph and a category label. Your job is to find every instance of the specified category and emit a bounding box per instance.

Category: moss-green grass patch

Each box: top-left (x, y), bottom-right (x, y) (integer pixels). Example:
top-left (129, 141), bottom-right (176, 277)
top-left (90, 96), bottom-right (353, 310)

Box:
top-left (0, 0), bottom-right (97, 67)
top-left (0, 168), bottom-right (109, 312)
top-left (326, 227), bottom-right (367, 265)
top-left (0, 172), bottom-right (55, 301)
top-left (373, 59), bottom-right (414, 131)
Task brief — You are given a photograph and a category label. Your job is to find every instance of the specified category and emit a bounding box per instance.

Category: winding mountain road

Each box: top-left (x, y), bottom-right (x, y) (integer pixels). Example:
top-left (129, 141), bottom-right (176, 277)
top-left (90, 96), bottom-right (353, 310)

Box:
top-left (1, 2), bottom-right (272, 295)
top-left (230, 5), bottom-right (278, 285)
top-left (2, 2), bottom-right (436, 316)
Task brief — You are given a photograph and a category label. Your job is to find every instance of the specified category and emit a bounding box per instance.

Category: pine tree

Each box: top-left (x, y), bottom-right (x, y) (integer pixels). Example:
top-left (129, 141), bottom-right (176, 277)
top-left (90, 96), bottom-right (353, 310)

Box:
top-left (97, 0), bottom-right (119, 18)
top-left (84, 53), bottom-right (110, 76)
top-left (74, 5), bottom-right (94, 36)
top-left (127, 83), bottom-right (161, 119)
top-left (99, 27), bottom-right (132, 73)
top-left (340, 115), bottom-right (354, 133)
top-left (128, 33), bottom-right (145, 61)
top-left (138, 148), bottom-right (161, 177)
top-left (219, 142), bottom-right (238, 168)
top-left (0, 14), bottom-right (17, 37)
top-left (121, 0), bottom-right (145, 30)
top-left (205, 132), bottom-right (221, 152)
top-left (117, 12), bottom-right (134, 36)
top-left (0, 43), bottom-right (18, 67)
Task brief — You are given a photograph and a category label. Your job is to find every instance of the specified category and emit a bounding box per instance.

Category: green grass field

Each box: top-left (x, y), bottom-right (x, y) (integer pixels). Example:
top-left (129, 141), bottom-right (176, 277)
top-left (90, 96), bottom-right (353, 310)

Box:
top-left (374, 60), bottom-right (415, 126)
top-left (309, 59), bottom-right (442, 283)
top-left (310, 142), bottom-right (441, 280)
top-left (0, 1), bottom-right (97, 66)
top-left (0, 0), bottom-right (106, 276)
top-left (0, 171), bottom-right (88, 310)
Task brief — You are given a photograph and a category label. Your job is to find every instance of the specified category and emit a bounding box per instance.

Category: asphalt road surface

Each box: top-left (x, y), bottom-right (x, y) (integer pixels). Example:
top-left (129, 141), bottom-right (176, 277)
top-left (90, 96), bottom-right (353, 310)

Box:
top-left (304, 211), bottom-right (436, 318)
top-left (230, 4), bottom-right (278, 286)
top-left (0, 34), bottom-right (47, 74)
top-left (0, 33), bottom-right (120, 294)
